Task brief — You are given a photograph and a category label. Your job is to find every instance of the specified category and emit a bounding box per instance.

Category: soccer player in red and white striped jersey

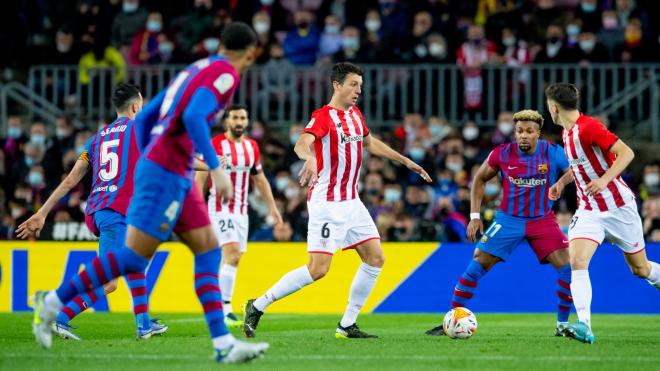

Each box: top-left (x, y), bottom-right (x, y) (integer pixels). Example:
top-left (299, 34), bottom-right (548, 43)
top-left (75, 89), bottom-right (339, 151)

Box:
top-left (196, 104), bottom-right (282, 328)
top-left (243, 62), bottom-right (431, 339)
top-left (546, 83), bottom-right (660, 344)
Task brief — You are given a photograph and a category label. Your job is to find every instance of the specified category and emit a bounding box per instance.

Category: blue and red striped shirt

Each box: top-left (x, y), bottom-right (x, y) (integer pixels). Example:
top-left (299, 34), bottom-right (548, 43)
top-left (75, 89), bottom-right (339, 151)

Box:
top-left (82, 117), bottom-right (139, 216)
top-left (486, 139), bottom-right (569, 218)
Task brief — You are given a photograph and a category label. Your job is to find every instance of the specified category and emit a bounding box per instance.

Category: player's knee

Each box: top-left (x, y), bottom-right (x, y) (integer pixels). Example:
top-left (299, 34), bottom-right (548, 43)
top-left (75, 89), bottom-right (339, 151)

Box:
top-left (570, 256), bottom-right (590, 270)
top-left (104, 280), bottom-right (118, 294)
top-left (630, 263), bottom-right (650, 278)
top-left (309, 267), bottom-right (327, 281)
top-left (366, 253), bottom-right (385, 268)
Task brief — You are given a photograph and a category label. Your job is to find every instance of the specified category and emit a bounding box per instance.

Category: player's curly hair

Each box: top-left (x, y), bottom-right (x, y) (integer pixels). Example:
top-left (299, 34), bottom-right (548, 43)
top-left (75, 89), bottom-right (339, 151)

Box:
top-left (513, 109), bottom-right (544, 128)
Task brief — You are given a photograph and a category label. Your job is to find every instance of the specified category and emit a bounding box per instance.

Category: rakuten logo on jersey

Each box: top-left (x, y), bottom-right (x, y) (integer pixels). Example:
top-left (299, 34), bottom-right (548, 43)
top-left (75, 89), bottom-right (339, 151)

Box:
top-left (100, 125), bottom-right (127, 136)
top-left (508, 176), bottom-right (547, 188)
top-left (340, 134), bottom-right (363, 144)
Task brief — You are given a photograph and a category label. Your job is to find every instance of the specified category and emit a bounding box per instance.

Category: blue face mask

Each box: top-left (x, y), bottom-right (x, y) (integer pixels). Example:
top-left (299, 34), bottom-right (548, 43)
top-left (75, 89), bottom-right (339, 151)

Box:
top-left (581, 2), bottom-right (596, 13)
top-left (384, 189), bottom-right (401, 202)
top-left (289, 133), bottom-right (300, 145)
top-left (28, 172), bottom-right (44, 186)
top-left (409, 148), bottom-right (425, 162)
top-left (485, 183), bottom-right (500, 197)
top-left (30, 135), bottom-right (46, 145)
top-left (203, 38), bottom-right (220, 53)
top-left (123, 2), bottom-right (138, 13)
top-left (25, 157), bottom-right (35, 167)
top-left (146, 20), bottom-right (162, 33)
top-left (7, 127), bottom-right (21, 138)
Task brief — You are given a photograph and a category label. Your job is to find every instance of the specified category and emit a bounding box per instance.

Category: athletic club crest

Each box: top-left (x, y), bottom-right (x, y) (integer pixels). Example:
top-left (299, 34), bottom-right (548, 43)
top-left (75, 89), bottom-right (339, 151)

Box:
top-left (538, 163), bottom-right (548, 174)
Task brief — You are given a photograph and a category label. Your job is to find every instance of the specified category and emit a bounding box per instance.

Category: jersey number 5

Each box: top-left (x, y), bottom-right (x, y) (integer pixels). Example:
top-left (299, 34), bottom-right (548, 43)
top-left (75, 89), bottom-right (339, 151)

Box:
top-left (99, 139), bottom-right (120, 181)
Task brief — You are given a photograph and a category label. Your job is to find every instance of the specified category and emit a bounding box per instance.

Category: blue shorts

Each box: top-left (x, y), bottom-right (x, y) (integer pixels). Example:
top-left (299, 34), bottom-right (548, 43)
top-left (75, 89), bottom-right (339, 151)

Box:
top-left (90, 209), bottom-right (127, 254)
top-left (477, 211), bottom-right (568, 264)
top-left (127, 159), bottom-right (210, 241)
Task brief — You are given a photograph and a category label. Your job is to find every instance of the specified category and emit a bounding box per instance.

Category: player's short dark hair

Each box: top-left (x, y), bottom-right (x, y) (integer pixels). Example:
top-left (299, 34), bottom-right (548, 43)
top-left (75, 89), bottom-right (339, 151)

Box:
top-left (111, 83), bottom-right (141, 112)
top-left (545, 83), bottom-right (580, 110)
top-left (220, 22), bottom-right (257, 51)
top-left (330, 62), bottom-right (364, 85)
top-left (225, 104), bottom-right (248, 117)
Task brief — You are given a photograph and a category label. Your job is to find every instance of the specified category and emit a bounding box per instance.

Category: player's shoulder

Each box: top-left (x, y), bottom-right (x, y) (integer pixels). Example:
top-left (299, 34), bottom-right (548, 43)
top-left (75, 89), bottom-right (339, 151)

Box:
top-left (246, 136), bottom-right (260, 150)
top-left (492, 142), bottom-right (512, 155)
top-left (576, 114), bottom-right (607, 131)
top-left (211, 133), bottom-right (226, 146)
top-left (311, 105), bottom-right (331, 119)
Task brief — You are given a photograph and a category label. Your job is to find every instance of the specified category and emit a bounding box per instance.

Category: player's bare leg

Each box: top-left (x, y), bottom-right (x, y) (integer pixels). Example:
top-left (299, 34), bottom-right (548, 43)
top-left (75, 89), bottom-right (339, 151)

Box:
top-left (220, 242), bottom-right (243, 327)
top-left (545, 249), bottom-right (573, 336)
top-left (623, 249), bottom-right (660, 289)
top-left (565, 239), bottom-right (598, 343)
top-left (244, 253), bottom-right (328, 338)
top-left (336, 239), bottom-right (383, 339)
top-left (178, 226), bottom-right (268, 363)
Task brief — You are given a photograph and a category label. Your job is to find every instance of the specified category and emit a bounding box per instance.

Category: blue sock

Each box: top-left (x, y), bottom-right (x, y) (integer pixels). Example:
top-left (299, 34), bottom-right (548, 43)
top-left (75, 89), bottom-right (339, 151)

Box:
top-left (56, 286), bottom-right (106, 325)
top-left (125, 272), bottom-right (150, 331)
top-left (193, 248), bottom-right (229, 339)
top-left (451, 260), bottom-right (487, 308)
top-left (557, 264), bottom-right (573, 323)
top-left (55, 247), bottom-right (149, 304)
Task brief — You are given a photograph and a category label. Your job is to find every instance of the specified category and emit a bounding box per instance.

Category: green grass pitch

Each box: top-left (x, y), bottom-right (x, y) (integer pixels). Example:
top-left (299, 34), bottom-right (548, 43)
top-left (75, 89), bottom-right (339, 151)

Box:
top-left (1, 313), bottom-right (658, 371)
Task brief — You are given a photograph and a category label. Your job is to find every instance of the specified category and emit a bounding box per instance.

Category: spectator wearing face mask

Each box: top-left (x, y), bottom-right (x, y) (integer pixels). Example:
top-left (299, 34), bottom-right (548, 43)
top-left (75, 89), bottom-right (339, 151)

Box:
top-left (640, 162), bottom-right (660, 201)
top-left (332, 26), bottom-right (366, 63)
top-left (531, 0), bottom-right (565, 43)
top-left (129, 11), bottom-right (165, 65)
top-left (534, 24), bottom-right (578, 63)
top-left (24, 122), bottom-right (62, 188)
top-left (500, 28), bottom-right (531, 85)
top-left (575, 31), bottom-right (610, 63)
top-left (54, 115), bottom-right (77, 153)
top-left (564, 19), bottom-right (583, 50)
top-left (319, 15), bottom-right (343, 58)
top-left (425, 33), bottom-right (451, 63)
top-left (361, 9), bottom-right (396, 63)
top-left (575, 0), bottom-right (602, 32)
top-left (457, 25), bottom-right (498, 112)
top-left (181, 0), bottom-right (214, 53)
top-left (193, 31), bottom-right (221, 59)
top-left (283, 10), bottom-right (320, 65)
top-left (597, 10), bottom-right (625, 60)
top-left (154, 33), bottom-right (189, 64)
top-left (252, 11), bottom-right (276, 64)
top-left (399, 11), bottom-right (434, 63)
top-left (111, 0), bottom-right (148, 58)
top-left (490, 111), bottom-right (515, 146)
top-left (10, 142), bottom-right (44, 199)
top-left (2, 116), bottom-right (28, 168)
top-left (615, 0), bottom-right (645, 29)
top-left (616, 19), bottom-right (652, 62)
top-left (47, 28), bottom-right (80, 65)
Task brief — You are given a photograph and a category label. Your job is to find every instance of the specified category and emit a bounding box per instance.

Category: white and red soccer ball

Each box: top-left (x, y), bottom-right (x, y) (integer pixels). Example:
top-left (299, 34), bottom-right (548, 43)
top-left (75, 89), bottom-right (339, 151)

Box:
top-left (443, 307), bottom-right (478, 339)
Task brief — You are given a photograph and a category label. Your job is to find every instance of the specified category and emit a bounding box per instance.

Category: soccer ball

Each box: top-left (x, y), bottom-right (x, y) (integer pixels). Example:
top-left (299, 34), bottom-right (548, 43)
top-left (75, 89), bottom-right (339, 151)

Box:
top-left (443, 307), bottom-right (478, 339)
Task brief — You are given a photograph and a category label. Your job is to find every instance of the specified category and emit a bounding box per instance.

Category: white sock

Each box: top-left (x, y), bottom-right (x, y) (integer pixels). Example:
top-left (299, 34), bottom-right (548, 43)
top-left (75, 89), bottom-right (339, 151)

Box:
top-left (646, 261), bottom-right (660, 289)
top-left (45, 291), bottom-right (63, 310)
top-left (212, 333), bottom-right (235, 350)
top-left (571, 270), bottom-right (592, 329)
top-left (253, 266), bottom-right (313, 312)
top-left (340, 263), bottom-right (382, 328)
top-left (220, 264), bottom-right (238, 315)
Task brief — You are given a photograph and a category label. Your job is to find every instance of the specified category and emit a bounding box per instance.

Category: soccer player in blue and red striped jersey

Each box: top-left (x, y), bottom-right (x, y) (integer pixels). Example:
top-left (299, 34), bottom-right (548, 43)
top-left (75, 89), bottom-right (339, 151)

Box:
top-left (425, 110), bottom-right (574, 337)
top-left (17, 84), bottom-right (166, 340)
top-left (30, 22), bottom-right (268, 364)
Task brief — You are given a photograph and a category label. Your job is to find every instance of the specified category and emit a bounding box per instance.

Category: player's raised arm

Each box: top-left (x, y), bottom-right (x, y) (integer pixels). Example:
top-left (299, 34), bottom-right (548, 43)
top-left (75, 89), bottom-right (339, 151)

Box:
top-left (295, 132), bottom-right (318, 187)
top-left (16, 158), bottom-right (90, 238)
top-left (363, 135), bottom-right (432, 183)
top-left (466, 161), bottom-right (499, 242)
top-left (586, 139), bottom-right (634, 196)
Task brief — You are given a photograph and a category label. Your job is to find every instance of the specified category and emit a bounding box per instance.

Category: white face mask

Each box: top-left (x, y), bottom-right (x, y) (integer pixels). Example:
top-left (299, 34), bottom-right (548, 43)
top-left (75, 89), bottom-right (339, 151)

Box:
top-left (644, 173), bottom-right (659, 187)
top-left (462, 127), bottom-right (479, 141)
top-left (325, 24), bottom-right (340, 34)
top-left (428, 43), bottom-right (446, 57)
top-left (502, 37), bottom-right (516, 47)
top-left (203, 38), bottom-right (220, 53)
top-left (56, 127), bottom-right (69, 139)
top-left (253, 21), bottom-right (270, 34)
top-left (498, 122), bottom-right (514, 135)
top-left (546, 43), bottom-right (561, 58)
top-left (446, 162), bottom-right (463, 173)
top-left (579, 39), bottom-right (595, 52)
top-left (275, 177), bottom-right (289, 192)
top-left (123, 2), bottom-right (138, 13)
top-left (365, 19), bottom-right (381, 32)
top-left (146, 20), bottom-right (162, 33)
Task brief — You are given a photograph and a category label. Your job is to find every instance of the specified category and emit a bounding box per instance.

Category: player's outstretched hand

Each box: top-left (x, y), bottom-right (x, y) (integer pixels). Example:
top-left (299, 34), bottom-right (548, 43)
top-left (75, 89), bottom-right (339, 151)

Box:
top-left (298, 158), bottom-right (317, 187)
top-left (406, 160), bottom-right (432, 183)
top-left (16, 213), bottom-right (46, 239)
top-left (210, 167), bottom-right (234, 201)
top-left (586, 178), bottom-right (607, 196)
top-left (270, 208), bottom-right (284, 227)
top-left (466, 219), bottom-right (484, 242)
top-left (548, 182), bottom-right (564, 201)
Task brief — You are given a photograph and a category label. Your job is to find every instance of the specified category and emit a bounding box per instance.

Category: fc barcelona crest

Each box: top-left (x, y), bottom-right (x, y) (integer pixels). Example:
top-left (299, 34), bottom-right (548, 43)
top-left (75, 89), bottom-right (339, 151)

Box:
top-left (538, 163), bottom-right (548, 174)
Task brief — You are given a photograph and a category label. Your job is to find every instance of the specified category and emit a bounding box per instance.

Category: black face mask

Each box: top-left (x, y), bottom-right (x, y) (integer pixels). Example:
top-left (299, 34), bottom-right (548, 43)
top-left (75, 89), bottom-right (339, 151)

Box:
top-left (547, 36), bottom-right (561, 44)
top-left (297, 21), bottom-right (309, 29)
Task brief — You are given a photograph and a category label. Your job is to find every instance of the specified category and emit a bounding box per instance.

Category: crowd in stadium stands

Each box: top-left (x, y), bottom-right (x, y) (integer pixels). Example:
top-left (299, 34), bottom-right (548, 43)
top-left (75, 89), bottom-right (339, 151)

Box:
top-left (1, 0), bottom-right (659, 75)
top-left (1, 112), bottom-right (659, 242)
top-left (0, 0), bottom-right (659, 241)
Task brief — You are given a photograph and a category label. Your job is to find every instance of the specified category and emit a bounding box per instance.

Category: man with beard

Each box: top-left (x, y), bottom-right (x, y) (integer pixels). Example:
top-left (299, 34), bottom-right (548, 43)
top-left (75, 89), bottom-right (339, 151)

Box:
top-left (196, 104), bottom-right (282, 328)
top-left (425, 110), bottom-right (575, 338)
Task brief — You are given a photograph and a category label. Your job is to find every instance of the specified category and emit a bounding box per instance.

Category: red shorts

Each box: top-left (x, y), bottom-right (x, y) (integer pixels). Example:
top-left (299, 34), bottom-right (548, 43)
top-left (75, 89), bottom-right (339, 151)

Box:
top-left (172, 185), bottom-right (211, 234)
top-left (525, 212), bottom-right (569, 263)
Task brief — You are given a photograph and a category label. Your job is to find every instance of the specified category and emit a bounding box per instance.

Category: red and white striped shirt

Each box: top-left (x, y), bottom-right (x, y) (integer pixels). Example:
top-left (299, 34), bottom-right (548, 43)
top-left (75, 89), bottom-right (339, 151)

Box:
top-left (208, 133), bottom-right (262, 215)
top-left (304, 105), bottom-right (369, 202)
top-left (562, 114), bottom-right (634, 212)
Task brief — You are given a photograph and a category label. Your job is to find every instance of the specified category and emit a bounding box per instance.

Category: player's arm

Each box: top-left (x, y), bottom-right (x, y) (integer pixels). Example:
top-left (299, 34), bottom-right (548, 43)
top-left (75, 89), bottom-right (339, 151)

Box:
top-left (195, 169), bottom-right (210, 197)
top-left (182, 87), bottom-right (232, 200)
top-left (193, 156), bottom-right (209, 171)
top-left (363, 135), bottom-right (432, 183)
top-left (251, 171), bottom-right (283, 226)
top-left (586, 139), bottom-right (634, 196)
top-left (134, 89), bottom-right (166, 151)
top-left (466, 161), bottom-right (498, 242)
top-left (16, 159), bottom-right (90, 238)
top-left (294, 133), bottom-right (317, 187)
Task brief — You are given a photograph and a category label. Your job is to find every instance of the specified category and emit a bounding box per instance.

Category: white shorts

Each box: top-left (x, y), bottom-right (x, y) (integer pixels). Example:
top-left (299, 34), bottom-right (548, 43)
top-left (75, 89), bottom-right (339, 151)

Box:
top-left (307, 199), bottom-right (380, 255)
top-left (569, 201), bottom-right (645, 254)
top-left (210, 211), bottom-right (249, 253)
